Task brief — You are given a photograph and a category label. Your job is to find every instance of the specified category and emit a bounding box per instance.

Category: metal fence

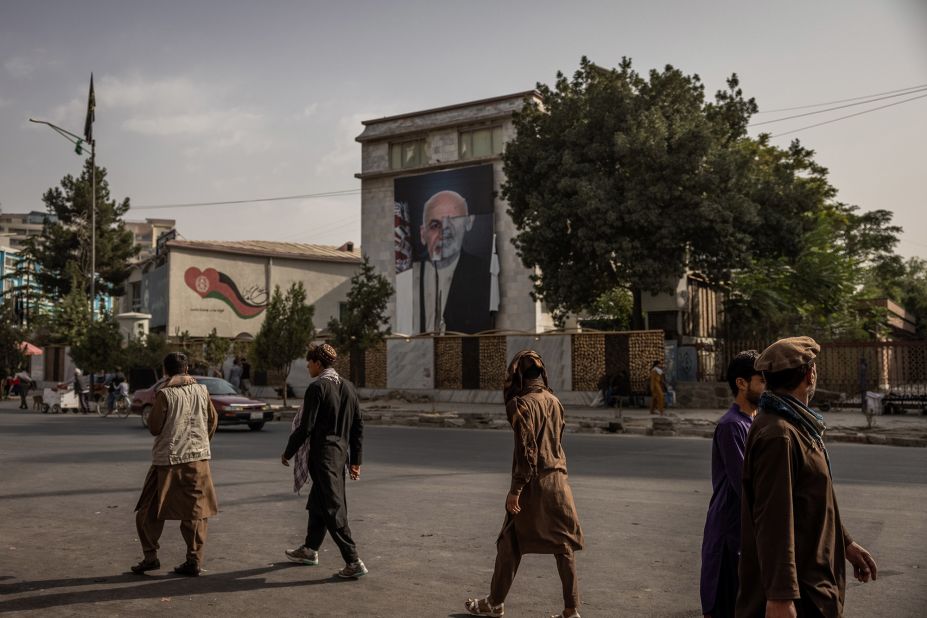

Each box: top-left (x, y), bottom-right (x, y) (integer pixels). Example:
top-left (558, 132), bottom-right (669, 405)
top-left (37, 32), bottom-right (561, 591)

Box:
top-left (708, 339), bottom-right (927, 399)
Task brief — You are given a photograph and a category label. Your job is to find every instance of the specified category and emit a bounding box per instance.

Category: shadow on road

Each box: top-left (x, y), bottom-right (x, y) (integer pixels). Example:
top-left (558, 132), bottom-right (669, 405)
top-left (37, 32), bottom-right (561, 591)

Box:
top-left (0, 563), bottom-right (356, 612)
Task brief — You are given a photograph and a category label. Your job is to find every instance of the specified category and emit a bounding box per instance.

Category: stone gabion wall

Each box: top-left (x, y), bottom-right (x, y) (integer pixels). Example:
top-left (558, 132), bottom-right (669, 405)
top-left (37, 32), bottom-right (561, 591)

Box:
top-left (628, 331), bottom-right (665, 394)
top-left (434, 337), bottom-right (463, 389)
top-left (333, 352), bottom-right (351, 380)
top-left (364, 341), bottom-right (388, 388)
top-left (571, 333), bottom-right (606, 391)
top-left (479, 336), bottom-right (507, 390)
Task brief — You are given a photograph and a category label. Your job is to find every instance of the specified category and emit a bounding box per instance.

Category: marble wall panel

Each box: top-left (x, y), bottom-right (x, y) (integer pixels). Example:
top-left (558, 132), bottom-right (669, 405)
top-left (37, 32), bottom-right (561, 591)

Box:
top-left (506, 335), bottom-right (572, 392)
top-left (387, 338), bottom-right (434, 390)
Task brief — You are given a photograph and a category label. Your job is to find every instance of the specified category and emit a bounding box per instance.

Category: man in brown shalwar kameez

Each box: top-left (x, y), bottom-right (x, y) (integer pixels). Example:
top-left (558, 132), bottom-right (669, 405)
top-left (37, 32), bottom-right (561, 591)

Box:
top-left (131, 352), bottom-right (219, 577)
top-left (737, 337), bottom-right (878, 618)
top-left (465, 350), bottom-right (584, 618)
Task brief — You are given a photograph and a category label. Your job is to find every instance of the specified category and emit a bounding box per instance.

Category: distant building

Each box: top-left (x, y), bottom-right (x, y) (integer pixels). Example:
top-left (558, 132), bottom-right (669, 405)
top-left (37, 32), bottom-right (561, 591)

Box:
top-left (0, 211), bottom-right (58, 249)
top-left (0, 209), bottom-right (174, 260)
top-left (356, 91), bottom-right (559, 334)
top-left (119, 239), bottom-right (362, 340)
top-left (124, 218), bottom-right (176, 259)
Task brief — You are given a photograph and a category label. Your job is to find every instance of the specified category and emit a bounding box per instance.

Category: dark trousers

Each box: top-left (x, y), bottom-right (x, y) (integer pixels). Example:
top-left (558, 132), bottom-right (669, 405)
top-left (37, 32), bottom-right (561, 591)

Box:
top-left (135, 486), bottom-right (208, 564)
top-left (305, 486), bottom-right (358, 564)
top-left (18, 390), bottom-right (27, 409)
top-left (489, 527), bottom-right (579, 608)
top-left (708, 545), bottom-right (738, 618)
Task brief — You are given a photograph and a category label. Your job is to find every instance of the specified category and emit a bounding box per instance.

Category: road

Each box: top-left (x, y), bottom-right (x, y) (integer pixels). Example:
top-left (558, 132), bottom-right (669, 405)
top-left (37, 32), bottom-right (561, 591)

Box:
top-left (0, 408), bottom-right (925, 617)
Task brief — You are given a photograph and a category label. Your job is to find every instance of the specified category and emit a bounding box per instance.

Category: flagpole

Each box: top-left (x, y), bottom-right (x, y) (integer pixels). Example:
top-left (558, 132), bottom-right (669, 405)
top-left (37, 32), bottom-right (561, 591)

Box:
top-left (90, 136), bottom-right (95, 322)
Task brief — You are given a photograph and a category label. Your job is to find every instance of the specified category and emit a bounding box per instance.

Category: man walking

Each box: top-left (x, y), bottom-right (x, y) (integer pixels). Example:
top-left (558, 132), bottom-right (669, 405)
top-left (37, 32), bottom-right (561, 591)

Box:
top-left (738, 337), bottom-right (878, 617)
top-left (465, 350), bottom-right (584, 618)
top-left (132, 352), bottom-right (218, 577)
top-left (282, 343), bottom-right (366, 578)
top-left (700, 351), bottom-right (765, 618)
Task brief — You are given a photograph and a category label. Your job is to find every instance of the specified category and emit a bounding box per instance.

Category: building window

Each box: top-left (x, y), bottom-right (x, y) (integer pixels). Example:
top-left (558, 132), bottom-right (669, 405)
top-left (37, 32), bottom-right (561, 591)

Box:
top-left (459, 126), bottom-right (504, 159)
top-left (130, 281), bottom-right (142, 312)
top-left (389, 140), bottom-right (425, 170)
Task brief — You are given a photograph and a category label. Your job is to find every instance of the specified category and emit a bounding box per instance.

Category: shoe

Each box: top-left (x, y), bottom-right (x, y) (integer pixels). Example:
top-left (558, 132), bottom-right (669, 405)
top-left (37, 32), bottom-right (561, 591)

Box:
top-left (130, 557), bottom-right (160, 574)
top-left (285, 545), bottom-right (319, 565)
top-left (336, 559), bottom-right (368, 579)
top-left (465, 597), bottom-right (504, 617)
top-left (173, 559), bottom-right (201, 576)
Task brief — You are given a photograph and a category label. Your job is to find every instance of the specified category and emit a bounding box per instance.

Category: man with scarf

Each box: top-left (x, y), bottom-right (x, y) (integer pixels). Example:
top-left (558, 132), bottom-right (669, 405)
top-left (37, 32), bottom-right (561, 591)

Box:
top-left (737, 337), bottom-right (878, 618)
top-left (465, 350), bottom-right (584, 618)
top-left (282, 343), bottom-right (366, 578)
top-left (132, 352), bottom-right (218, 577)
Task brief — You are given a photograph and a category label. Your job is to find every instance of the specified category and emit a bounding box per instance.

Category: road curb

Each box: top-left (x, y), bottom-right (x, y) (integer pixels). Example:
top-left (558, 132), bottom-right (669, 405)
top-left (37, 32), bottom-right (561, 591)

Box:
top-left (268, 406), bottom-right (926, 447)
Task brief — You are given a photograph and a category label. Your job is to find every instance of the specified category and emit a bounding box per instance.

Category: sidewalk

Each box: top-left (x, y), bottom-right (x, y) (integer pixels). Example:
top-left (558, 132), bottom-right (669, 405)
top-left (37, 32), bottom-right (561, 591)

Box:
top-left (262, 395), bottom-right (927, 447)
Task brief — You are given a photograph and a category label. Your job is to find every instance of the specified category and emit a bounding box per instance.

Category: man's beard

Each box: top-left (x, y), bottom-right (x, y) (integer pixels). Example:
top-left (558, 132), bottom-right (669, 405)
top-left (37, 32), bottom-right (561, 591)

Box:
top-left (746, 388), bottom-right (762, 406)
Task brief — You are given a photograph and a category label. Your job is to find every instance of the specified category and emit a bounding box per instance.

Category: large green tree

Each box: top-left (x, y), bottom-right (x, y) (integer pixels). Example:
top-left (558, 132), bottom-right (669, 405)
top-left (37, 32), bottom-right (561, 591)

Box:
top-left (25, 159), bottom-right (138, 300)
top-left (327, 256), bottom-right (393, 356)
top-left (253, 282), bottom-right (315, 406)
top-left (503, 57), bottom-right (760, 325)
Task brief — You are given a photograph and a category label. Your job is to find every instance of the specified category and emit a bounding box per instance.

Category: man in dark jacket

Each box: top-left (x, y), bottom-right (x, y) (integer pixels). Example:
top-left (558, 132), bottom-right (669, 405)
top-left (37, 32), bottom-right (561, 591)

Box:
top-left (738, 337), bottom-right (878, 618)
top-left (281, 343), bottom-right (366, 578)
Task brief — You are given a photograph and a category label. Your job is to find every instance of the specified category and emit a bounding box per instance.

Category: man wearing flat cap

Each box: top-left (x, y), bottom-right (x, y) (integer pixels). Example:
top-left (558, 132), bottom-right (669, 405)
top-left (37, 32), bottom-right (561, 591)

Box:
top-left (737, 337), bottom-right (878, 618)
top-left (281, 343), bottom-right (367, 579)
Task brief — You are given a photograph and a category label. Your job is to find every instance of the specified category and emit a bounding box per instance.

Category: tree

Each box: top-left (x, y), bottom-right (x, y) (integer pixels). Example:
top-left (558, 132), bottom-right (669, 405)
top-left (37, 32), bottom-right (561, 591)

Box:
top-left (203, 328), bottom-right (231, 377)
top-left (253, 282), bottom-right (315, 406)
top-left (579, 287), bottom-right (633, 331)
top-left (68, 312), bottom-right (124, 375)
top-left (327, 256), bottom-right (393, 367)
top-left (23, 158), bottom-right (138, 300)
top-left (122, 332), bottom-right (170, 377)
top-left (503, 57), bottom-right (760, 326)
top-left (0, 300), bottom-right (26, 378)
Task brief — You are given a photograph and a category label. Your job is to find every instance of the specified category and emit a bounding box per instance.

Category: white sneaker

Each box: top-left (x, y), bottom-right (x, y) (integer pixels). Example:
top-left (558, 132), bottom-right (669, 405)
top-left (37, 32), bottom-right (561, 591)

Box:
top-left (285, 545), bottom-right (319, 565)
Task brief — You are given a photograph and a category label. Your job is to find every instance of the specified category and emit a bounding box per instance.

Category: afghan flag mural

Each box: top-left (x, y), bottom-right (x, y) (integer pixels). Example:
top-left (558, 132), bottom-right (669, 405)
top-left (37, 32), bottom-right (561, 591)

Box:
top-left (184, 267), bottom-right (267, 319)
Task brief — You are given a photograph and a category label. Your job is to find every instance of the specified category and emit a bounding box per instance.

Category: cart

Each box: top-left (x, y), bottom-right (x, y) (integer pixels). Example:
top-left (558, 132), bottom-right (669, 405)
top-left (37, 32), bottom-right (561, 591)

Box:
top-left (41, 384), bottom-right (83, 414)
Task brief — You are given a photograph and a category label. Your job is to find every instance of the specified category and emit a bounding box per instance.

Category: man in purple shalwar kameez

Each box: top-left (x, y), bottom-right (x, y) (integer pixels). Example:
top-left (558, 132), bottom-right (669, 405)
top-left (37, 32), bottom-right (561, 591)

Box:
top-left (700, 351), bottom-right (765, 618)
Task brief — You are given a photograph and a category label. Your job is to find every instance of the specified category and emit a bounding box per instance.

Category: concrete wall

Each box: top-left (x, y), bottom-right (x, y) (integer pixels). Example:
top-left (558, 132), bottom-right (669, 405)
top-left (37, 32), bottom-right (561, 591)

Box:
top-left (165, 247), bottom-right (357, 338)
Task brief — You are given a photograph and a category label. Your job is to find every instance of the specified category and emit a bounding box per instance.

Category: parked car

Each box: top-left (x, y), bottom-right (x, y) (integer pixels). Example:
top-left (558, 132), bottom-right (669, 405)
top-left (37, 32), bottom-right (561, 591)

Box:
top-left (131, 376), bottom-right (272, 431)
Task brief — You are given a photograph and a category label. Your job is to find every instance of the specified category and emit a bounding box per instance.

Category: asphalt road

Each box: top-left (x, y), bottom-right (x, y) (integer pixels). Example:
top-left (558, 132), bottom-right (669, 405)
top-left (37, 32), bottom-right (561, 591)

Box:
top-left (0, 408), bottom-right (925, 617)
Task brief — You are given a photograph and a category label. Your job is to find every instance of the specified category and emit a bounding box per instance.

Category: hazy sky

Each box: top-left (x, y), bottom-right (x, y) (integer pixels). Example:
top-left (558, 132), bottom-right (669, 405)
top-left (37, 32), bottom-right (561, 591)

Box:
top-left (1, 1), bottom-right (925, 258)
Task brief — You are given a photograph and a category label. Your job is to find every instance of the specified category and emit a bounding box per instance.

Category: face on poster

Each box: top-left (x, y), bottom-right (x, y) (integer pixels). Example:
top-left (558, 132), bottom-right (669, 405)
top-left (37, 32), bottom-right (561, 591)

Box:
top-left (394, 164), bottom-right (494, 334)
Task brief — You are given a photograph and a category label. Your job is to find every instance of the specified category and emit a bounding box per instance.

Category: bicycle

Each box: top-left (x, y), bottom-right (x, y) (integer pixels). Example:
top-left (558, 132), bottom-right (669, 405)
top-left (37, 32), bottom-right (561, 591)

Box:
top-left (97, 393), bottom-right (131, 418)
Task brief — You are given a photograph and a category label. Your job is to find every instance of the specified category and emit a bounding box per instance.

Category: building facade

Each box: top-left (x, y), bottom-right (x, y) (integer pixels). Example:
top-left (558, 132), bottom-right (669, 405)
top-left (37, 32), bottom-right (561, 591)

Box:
top-left (120, 240), bottom-right (361, 340)
top-left (356, 91), bottom-right (556, 335)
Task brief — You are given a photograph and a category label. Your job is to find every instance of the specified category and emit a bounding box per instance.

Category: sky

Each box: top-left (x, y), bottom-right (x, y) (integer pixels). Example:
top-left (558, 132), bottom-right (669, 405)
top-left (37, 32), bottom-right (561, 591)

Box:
top-left (1, 0), bottom-right (925, 258)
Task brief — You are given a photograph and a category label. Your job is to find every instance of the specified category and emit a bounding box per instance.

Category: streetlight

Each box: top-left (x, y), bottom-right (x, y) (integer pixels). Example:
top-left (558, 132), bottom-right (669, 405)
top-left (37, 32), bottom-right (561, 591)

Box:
top-left (28, 76), bottom-right (96, 325)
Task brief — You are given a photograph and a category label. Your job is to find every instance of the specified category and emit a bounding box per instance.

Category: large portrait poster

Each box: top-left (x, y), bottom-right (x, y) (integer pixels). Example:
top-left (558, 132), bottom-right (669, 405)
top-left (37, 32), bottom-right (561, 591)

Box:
top-left (394, 164), bottom-right (495, 334)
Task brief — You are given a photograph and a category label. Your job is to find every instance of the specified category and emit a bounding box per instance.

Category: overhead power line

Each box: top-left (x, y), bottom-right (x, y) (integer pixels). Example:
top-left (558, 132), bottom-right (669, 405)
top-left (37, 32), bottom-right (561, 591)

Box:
top-left (768, 91), bottom-right (927, 138)
top-left (131, 188), bottom-right (360, 210)
top-left (750, 86), bottom-right (927, 127)
top-left (755, 83), bottom-right (927, 114)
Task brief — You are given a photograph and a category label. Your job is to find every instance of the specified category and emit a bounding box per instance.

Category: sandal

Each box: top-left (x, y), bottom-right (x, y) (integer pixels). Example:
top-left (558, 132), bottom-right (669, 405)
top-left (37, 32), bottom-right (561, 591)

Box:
top-left (465, 596), bottom-right (504, 617)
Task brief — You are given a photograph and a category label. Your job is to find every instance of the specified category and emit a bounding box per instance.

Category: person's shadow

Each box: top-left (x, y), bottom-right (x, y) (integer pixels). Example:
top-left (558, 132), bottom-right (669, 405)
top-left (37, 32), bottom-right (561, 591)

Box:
top-left (0, 563), bottom-right (353, 612)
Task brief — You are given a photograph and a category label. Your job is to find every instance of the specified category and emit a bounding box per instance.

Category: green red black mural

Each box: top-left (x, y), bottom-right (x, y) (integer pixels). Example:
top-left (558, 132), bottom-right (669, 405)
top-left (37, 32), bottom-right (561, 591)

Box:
top-left (184, 267), bottom-right (267, 319)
